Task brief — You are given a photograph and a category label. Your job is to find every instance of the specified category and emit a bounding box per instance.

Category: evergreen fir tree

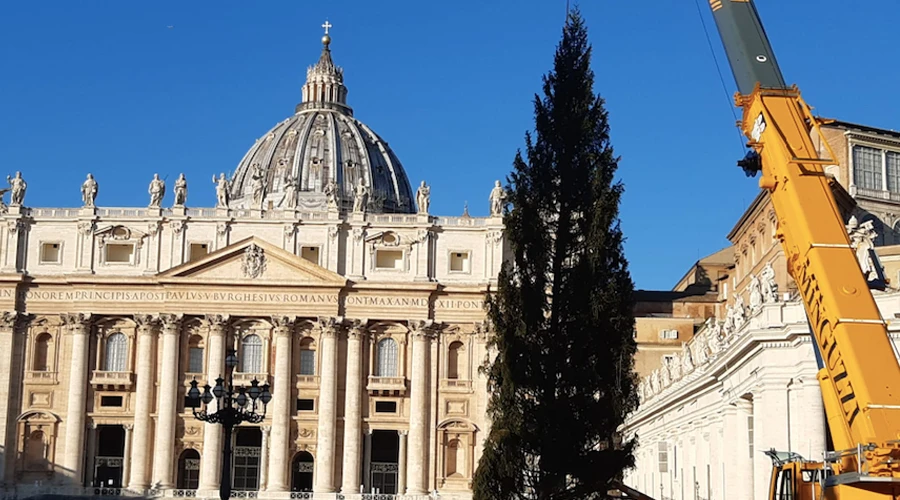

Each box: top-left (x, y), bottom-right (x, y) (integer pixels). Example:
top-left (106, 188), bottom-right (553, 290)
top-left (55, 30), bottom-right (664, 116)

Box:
top-left (473, 9), bottom-right (639, 500)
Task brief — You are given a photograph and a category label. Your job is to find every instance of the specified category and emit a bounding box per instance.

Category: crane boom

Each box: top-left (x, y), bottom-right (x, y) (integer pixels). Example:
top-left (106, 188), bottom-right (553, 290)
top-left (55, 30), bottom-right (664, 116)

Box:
top-left (707, 0), bottom-right (900, 495)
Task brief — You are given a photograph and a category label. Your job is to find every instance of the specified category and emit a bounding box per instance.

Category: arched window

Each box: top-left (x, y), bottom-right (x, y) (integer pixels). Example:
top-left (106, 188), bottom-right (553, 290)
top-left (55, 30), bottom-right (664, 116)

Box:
top-left (291, 451), bottom-right (314, 492)
top-left (33, 333), bottom-right (51, 371)
top-left (298, 338), bottom-right (316, 376)
top-left (240, 334), bottom-right (262, 373)
top-left (375, 338), bottom-right (398, 377)
top-left (104, 333), bottom-right (128, 372)
top-left (187, 335), bottom-right (204, 374)
top-left (177, 449), bottom-right (201, 490)
top-left (447, 341), bottom-right (465, 380)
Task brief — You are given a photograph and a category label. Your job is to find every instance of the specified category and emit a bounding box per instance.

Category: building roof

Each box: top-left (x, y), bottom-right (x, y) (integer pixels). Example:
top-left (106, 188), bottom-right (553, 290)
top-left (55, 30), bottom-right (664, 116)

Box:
top-left (228, 32), bottom-right (416, 213)
top-left (821, 118), bottom-right (900, 140)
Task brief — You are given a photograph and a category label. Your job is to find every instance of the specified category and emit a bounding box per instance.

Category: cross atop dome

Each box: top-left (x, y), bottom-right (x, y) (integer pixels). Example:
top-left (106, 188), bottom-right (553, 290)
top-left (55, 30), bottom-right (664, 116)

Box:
top-left (322, 20), bottom-right (332, 35)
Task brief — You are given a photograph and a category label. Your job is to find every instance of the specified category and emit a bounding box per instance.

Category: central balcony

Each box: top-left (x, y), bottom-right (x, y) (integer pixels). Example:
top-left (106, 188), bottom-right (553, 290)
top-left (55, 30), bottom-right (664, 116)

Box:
top-left (90, 370), bottom-right (134, 390)
top-left (366, 376), bottom-right (406, 396)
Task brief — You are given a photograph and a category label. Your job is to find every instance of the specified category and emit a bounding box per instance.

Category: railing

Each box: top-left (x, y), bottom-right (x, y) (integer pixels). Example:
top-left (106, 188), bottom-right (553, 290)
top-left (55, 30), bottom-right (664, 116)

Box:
top-left (185, 208), bottom-right (219, 217)
top-left (370, 214), bottom-right (421, 224)
top-left (433, 216), bottom-right (488, 227)
top-left (233, 372), bottom-right (270, 385)
top-left (27, 207), bottom-right (83, 218)
top-left (296, 374), bottom-right (320, 388)
top-left (439, 379), bottom-right (472, 391)
top-left (24, 370), bottom-right (57, 384)
top-left (90, 370), bottom-right (134, 388)
top-left (97, 208), bottom-right (152, 218)
top-left (183, 372), bottom-right (204, 386)
top-left (367, 376), bottom-right (407, 393)
top-left (854, 187), bottom-right (900, 203)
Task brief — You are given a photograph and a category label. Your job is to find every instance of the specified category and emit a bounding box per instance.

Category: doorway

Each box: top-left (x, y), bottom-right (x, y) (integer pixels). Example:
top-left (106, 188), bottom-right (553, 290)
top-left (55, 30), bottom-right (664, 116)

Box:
top-left (232, 428), bottom-right (261, 491)
top-left (369, 430), bottom-right (399, 494)
top-left (290, 451), bottom-right (314, 492)
top-left (93, 426), bottom-right (125, 487)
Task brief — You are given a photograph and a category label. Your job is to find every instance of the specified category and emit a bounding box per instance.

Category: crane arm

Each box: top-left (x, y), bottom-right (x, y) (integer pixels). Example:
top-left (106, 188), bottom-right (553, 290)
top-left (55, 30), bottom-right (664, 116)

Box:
top-left (708, 0), bottom-right (900, 481)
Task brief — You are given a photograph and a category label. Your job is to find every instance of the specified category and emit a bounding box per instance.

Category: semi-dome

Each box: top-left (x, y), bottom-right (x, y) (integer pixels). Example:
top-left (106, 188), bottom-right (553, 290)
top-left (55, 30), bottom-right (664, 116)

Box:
top-left (228, 30), bottom-right (415, 213)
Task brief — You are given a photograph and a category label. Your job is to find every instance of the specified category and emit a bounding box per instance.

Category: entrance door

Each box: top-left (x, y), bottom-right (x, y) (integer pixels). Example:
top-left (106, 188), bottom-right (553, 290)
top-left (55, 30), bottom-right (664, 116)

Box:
top-left (369, 430), bottom-right (399, 494)
top-left (232, 428), bottom-right (261, 491)
top-left (93, 426), bottom-right (125, 487)
top-left (291, 451), bottom-right (314, 492)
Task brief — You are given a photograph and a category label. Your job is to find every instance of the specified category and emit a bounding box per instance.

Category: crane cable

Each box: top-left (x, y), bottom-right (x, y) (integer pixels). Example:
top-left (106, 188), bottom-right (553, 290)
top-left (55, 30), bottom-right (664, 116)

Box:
top-left (693, 0), bottom-right (748, 154)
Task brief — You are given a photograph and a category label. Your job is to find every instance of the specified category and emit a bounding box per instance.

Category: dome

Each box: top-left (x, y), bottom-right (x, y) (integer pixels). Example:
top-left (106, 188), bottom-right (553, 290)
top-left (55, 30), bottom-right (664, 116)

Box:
top-left (228, 30), bottom-right (415, 213)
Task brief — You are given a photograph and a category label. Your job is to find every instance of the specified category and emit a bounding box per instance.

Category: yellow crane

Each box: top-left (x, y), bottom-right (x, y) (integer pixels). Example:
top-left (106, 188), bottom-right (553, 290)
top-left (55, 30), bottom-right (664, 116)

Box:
top-left (706, 0), bottom-right (900, 498)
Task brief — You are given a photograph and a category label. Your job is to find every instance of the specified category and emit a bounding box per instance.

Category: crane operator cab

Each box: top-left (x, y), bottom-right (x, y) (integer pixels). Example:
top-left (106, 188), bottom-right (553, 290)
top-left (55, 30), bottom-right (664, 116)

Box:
top-left (765, 449), bottom-right (835, 500)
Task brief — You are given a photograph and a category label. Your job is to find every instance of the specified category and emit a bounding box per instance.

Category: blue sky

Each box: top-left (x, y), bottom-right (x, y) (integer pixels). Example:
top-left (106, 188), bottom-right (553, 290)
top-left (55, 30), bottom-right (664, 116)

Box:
top-left (2, 1), bottom-right (899, 290)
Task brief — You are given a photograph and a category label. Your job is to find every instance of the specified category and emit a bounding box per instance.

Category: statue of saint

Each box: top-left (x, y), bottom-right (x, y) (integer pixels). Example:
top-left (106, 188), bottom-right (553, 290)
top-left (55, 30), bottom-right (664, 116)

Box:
top-left (6, 172), bottom-right (26, 206)
top-left (489, 180), bottom-right (506, 216)
top-left (148, 173), bottom-right (166, 208)
top-left (761, 262), bottom-right (778, 303)
top-left (212, 173), bottom-right (229, 208)
top-left (282, 174), bottom-right (298, 209)
top-left (353, 179), bottom-right (370, 213)
top-left (324, 180), bottom-right (339, 210)
top-left (250, 163), bottom-right (266, 209)
top-left (173, 173), bottom-right (187, 207)
top-left (81, 174), bottom-right (98, 207)
top-left (416, 180), bottom-right (430, 214)
top-left (748, 274), bottom-right (763, 314)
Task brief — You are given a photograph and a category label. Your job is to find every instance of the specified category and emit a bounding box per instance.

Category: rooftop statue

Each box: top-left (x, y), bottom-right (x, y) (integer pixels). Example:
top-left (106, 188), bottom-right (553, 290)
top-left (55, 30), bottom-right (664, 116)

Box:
top-left (489, 180), bottom-right (506, 216)
top-left (213, 173), bottom-right (229, 208)
top-left (416, 181), bottom-right (430, 214)
top-left (173, 173), bottom-right (187, 207)
top-left (353, 179), bottom-right (370, 214)
top-left (82, 174), bottom-right (98, 208)
top-left (148, 173), bottom-right (166, 208)
top-left (7, 171), bottom-right (26, 206)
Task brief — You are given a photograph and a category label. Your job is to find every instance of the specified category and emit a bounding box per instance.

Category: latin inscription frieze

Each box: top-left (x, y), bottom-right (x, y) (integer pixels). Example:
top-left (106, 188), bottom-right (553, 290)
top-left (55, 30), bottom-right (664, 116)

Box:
top-left (18, 289), bottom-right (338, 305)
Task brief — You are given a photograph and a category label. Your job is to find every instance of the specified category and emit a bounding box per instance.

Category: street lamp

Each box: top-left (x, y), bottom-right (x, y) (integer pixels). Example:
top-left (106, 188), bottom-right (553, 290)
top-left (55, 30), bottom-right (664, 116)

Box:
top-left (187, 349), bottom-right (271, 500)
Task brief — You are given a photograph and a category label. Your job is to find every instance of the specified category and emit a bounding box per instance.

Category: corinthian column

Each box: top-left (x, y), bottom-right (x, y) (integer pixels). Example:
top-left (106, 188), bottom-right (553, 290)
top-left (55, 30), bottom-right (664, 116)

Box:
top-left (341, 319), bottom-right (367, 493)
top-left (406, 319), bottom-right (432, 495)
top-left (266, 315), bottom-right (296, 492)
top-left (152, 314), bottom-right (182, 488)
top-left (314, 317), bottom-right (341, 493)
top-left (128, 314), bottom-right (159, 489)
top-left (61, 313), bottom-right (92, 483)
top-left (199, 314), bottom-right (229, 492)
top-left (0, 312), bottom-right (24, 485)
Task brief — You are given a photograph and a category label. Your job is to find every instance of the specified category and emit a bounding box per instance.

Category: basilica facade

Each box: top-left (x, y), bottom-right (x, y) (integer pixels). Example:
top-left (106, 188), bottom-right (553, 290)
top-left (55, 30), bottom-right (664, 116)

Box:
top-left (0, 30), bottom-right (504, 500)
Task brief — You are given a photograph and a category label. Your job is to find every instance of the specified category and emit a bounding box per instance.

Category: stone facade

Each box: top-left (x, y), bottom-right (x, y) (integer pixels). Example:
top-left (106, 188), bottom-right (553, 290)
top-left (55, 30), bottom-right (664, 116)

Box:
top-left (0, 26), bottom-right (503, 500)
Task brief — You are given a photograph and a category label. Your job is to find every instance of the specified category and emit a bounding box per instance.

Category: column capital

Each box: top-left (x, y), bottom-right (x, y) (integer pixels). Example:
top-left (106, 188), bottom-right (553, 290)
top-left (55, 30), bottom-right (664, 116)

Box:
top-left (317, 316), bottom-right (343, 338)
top-left (88, 421), bottom-right (98, 430)
top-left (347, 318), bottom-right (368, 340)
top-left (271, 315), bottom-right (297, 335)
top-left (124, 423), bottom-right (134, 431)
top-left (202, 313), bottom-right (230, 333)
top-left (60, 313), bottom-right (92, 332)
top-left (134, 314), bottom-right (160, 333)
top-left (159, 313), bottom-right (183, 333)
top-left (0, 311), bottom-right (28, 331)
top-left (398, 429), bottom-right (409, 436)
top-left (408, 319), bottom-right (435, 340)
top-left (261, 425), bottom-right (272, 434)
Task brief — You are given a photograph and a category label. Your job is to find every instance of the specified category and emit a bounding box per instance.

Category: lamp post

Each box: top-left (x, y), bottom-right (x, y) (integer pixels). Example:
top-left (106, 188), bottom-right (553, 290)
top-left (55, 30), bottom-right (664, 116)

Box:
top-left (187, 350), bottom-right (271, 500)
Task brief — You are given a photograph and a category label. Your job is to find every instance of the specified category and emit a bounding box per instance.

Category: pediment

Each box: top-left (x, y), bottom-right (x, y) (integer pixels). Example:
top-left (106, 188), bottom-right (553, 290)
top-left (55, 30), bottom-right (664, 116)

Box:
top-left (159, 237), bottom-right (346, 286)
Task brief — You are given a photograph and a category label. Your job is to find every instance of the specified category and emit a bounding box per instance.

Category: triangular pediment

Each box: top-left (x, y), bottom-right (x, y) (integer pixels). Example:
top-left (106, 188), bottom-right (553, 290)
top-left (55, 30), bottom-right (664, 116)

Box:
top-left (159, 237), bottom-right (346, 286)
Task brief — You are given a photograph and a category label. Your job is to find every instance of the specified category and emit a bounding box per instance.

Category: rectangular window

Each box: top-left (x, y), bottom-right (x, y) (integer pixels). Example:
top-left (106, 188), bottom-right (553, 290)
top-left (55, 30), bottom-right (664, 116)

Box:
top-left (657, 442), bottom-right (668, 473)
top-left (658, 329), bottom-right (678, 340)
top-left (100, 395), bottom-right (123, 407)
top-left (40, 242), bottom-right (61, 264)
top-left (853, 145), bottom-right (883, 190)
top-left (300, 246), bottom-right (320, 265)
top-left (189, 243), bottom-right (209, 262)
top-left (106, 243), bottom-right (135, 264)
top-left (296, 398), bottom-right (315, 411)
top-left (188, 347), bottom-right (204, 373)
top-left (299, 350), bottom-right (315, 375)
top-left (449, 251), bottom-right (471, 273)
top-left (888, 151), bottom-right (900, 193)
top-left (375, 401), bottom-right (398, 413)
top-left (375, 249), bottom-right (403, 270)
top-left (748, 415), bottom-right (755, 459)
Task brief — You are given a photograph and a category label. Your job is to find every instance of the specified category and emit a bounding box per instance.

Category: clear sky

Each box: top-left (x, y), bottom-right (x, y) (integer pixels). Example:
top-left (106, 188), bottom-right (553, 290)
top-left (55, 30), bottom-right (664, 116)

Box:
top-left (2, 1), bottom-right (899, 290)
